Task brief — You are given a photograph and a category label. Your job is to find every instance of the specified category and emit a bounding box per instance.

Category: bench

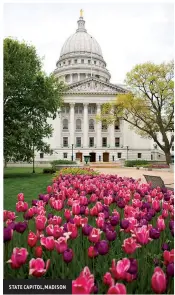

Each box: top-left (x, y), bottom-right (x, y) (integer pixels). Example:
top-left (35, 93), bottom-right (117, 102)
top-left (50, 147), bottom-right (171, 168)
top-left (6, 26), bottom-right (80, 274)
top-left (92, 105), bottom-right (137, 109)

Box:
top-left (143, 175), bottom-right (174, 191)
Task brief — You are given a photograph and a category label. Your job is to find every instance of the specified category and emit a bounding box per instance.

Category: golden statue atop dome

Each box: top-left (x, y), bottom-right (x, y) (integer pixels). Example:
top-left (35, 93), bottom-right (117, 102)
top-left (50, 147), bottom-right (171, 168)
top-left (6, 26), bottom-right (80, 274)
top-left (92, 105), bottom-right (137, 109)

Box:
top-left (80, 9), bottom-right (83, 17)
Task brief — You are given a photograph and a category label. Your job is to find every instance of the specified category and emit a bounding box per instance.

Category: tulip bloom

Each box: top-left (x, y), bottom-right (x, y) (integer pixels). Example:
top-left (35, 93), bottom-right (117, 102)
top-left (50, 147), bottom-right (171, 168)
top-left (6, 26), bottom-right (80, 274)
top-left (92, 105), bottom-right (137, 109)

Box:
top-left (163, 249), bottom-right (174, 265)
top-left (63, 248), bottom-right (74, 263)
top-left (16, 201), bottom-right (28, 212)
top-left (103, 272), bottom-right (114, 286)
top-left (67, 223), bottom-right (78, 239)
top-left (132, 225), bottom-right (150, 245)
top-left (17, 193), bottom-right (24, 202)
top-left (4, 227), bottom-right (13, 243)
top-left (157, 216), bottom-right (166, 231)
top-left (122, 237), bottom-right (141, 254)
top-left (7, 248), bottom-right (28, 269)
top-left (110, 258), bottom-right (130, 280)
top-left (47, 186), bottom-right (52, 193)
top-left (55, 237), bottom-right (68, 253)
top-left (40, 236), bottom-right (55, 251)
top-left (34, 246), bottom-right (43, 258)
top-left (29, 258), bottom-right (50, 277)
top-left (107, 283), bottom-right (127, 294)
top-left (88, 228), bottom-right (102, 243)
top-left (151, 267), bottom-right (167, 294)
top-left (72, 267), bottom-right (94, 294)
top-left (35, 215), bottom-right (47, 231)
top-left (28, 231), bottom-right (37, 248)
top-left (88, 246), bottom-right (99, 258)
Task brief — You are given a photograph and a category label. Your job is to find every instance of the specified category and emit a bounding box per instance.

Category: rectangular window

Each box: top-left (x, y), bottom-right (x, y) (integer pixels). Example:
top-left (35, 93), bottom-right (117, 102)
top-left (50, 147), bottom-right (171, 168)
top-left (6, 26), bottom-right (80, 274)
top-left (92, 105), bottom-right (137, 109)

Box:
top-left (102, 122), bottom-right (107, 131)
top-left (63, 153), bottom-right (67, 159)
top-left (115, 138), bottom-right (120, 147)
top-left (74, 59), bottom-right (77, 64)
top-left (63, 137), bottom-right (68, 147)
top-left (172, 145), bottom-right (174, 151)
top-left (88, 60), bottom-right (91, 64)
top-left (94, 60), bottom-right (96, 65)
top-left (102, 137), bottom-right (107, 147)
top-left (117, 153), bottom-right (122, 158)
top-left (115, 121), bottom-right (120, 130)
top-left (138, 153), bottom-right (142, 158)
top-left (112, 155), bottom-right (115, 161)
top-left (40, 153), bottom-right (44, 159)
top-left (68, 60), bottom-right (71, 65)
top-left (89, 137), bottom-right (94, 147)
top-left (76, 137), bottom-right (81, 147)
top-left (81, 59), bottom-right (84, 64)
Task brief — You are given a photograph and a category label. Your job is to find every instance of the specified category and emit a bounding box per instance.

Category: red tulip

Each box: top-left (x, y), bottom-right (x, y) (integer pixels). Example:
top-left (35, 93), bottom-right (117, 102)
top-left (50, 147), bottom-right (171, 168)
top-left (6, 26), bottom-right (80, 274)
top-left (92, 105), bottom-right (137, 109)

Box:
top-left (88, 246), bottom-right (98, 258)
top-left (72, 201), bottom-right (81, 215)
top-left (29, 258), bottom-right (50, 277)
top-left (151, 267), bottom-right (167, 294)
top-left (34, 246), bottom-right (43, 258)
top-left (17, 193), bottom-right (24, 202)
top-left (46, 224), bottom-right (54, 236)
top-left (90, 206), bottom-right (98, 216)
top-left (96, 217), bottom-right (105, 229)
top-left (40, 236), bottom-right (55, 251)
top-left (48, 215), bottom-right (62, 225)
top-left (55, 237), bottom-right (68, 253)
top-left (163, 249), bottom-right (174, 265)
top-left (35, 215), bottom-right (47, 231)
top-left (52, 200), bottom-right (63, 211)
top-left (122, 237), bottom-right (141, 254)
top-left (152, 200), bottom-right (161, 212)
top-left (16, 201), bottom-right (28, 212)
top-left (64, 209), bottom-right (72, 220)
top-left (47, 186), bottom-right (52, 193)
top-left (27, 231), bottom-right (37, 248)
top-left (107, 283), bottom-right (127, 294)
top-left (7, 247), bottom-right (28, 269)
top-left (88, 228), bottom-right (102, 243)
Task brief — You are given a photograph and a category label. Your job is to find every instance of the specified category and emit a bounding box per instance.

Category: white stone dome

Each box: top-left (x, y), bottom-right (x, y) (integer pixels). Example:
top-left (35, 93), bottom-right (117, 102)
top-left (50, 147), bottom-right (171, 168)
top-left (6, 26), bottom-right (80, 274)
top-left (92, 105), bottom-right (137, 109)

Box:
top-left (60, 31), bottom-right (103, 58)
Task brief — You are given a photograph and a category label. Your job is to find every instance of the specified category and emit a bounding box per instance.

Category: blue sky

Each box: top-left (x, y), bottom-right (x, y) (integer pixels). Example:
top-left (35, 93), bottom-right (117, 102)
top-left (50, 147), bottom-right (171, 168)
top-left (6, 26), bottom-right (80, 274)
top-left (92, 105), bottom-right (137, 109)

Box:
top-left (3, 2), bottom-right (174, 83)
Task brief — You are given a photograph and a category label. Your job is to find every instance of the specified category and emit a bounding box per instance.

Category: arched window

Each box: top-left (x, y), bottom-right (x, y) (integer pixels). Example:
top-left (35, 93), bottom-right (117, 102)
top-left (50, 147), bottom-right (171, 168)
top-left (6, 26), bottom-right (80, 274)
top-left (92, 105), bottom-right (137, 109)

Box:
top-left (63, 119), bottom-right (68, 130)
top-left (76, 119), bottom-right (81, 130)
top-left (89, 119), bottom-right (94, 131)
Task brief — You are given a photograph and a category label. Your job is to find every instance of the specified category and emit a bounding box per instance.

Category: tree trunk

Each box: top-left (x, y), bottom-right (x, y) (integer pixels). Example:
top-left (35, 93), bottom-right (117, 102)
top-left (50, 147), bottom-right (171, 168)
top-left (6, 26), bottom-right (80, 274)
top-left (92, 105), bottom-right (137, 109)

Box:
top-left (164, 150), bottom-right (172, 165)
top-left (32, 144), bottom-right (35, 173)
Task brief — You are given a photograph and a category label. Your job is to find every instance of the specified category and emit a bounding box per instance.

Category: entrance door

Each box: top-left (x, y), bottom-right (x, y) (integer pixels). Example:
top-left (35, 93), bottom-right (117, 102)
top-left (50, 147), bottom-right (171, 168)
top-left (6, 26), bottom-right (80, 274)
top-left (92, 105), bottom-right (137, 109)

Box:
top-left (89, 153), bottom-right (96, 162)
top-left (103, 152), bottom-right (109, 162)
top-left (76, 152), bottom-right (82, 162)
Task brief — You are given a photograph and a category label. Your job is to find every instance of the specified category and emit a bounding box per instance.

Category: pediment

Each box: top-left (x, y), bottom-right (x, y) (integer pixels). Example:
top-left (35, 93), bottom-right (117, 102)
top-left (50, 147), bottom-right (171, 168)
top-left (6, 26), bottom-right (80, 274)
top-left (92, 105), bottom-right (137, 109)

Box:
top-left (66, 78), bottom-right (127, 95)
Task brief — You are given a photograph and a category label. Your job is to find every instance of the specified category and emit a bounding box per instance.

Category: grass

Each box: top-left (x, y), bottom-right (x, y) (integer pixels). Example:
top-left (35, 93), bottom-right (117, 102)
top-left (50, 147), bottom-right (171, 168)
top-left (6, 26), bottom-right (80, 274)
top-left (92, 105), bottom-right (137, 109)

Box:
top-left (4, 167), bottom-right (53, 212)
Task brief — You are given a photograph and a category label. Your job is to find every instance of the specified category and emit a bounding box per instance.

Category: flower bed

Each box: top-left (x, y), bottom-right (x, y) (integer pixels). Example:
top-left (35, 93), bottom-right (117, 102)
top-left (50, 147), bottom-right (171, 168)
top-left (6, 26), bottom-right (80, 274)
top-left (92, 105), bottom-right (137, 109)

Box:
top-left (4, 168), bottom-right (174, 294)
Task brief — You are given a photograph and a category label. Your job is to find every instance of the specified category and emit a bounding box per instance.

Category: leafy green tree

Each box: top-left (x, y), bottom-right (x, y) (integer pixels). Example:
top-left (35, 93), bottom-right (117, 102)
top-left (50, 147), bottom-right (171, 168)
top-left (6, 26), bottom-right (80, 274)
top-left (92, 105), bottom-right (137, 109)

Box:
top-left (99, 61), bottom-right (174, 164)
top-left (4, 38), bottom-right (66, 171)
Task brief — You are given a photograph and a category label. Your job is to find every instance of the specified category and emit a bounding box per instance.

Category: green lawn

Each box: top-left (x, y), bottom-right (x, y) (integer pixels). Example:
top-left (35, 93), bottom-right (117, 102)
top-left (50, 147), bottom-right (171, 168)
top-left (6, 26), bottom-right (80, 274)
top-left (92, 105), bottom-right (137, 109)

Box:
top-left (4, 167), bottom-right (53, 212)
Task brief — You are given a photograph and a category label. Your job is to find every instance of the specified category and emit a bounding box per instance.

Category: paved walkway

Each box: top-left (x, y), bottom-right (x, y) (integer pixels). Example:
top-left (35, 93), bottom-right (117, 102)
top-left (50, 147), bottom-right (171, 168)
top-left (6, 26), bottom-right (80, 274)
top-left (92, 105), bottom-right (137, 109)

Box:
top-left (94, 167), bottom-right (174, 188)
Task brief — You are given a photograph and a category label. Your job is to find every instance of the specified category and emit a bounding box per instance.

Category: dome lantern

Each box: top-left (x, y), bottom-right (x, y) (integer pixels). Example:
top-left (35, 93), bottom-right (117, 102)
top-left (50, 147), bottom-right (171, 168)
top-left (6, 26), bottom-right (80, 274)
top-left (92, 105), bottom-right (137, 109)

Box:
top-left (76, 9), bottom-right (87, 33)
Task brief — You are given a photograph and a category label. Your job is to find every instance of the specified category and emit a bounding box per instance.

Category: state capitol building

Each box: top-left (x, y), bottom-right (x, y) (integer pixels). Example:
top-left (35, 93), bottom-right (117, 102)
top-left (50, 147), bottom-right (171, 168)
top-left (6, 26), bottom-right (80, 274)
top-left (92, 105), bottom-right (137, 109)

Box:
top-left (36, 11), bottom-right (164, 163)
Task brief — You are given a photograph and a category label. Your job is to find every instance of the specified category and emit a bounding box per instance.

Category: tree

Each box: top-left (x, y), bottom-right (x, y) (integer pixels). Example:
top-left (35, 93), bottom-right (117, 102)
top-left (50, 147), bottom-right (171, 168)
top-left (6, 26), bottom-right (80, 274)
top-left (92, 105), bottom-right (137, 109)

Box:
top-left (4, 38), bottom-right (66, 171)
top-left (99, 61), bottom-right (174, 164)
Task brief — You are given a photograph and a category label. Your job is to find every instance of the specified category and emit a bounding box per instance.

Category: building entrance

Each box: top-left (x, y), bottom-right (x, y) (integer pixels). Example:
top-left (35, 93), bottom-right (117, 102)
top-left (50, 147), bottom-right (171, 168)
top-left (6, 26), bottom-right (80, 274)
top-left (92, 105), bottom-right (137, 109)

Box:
top-left (89, 152), bottom-right (96, 162)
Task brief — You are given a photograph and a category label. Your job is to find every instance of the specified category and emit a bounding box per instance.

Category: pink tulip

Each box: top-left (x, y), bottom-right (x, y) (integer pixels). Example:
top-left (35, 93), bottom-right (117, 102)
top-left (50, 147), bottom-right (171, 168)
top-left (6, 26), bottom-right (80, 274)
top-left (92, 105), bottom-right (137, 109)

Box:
top-left (46, 224), bottom-right (54, 236)
top-left (103, 272), bottom-right (114, 286)
top-left (72, 201), bottom-right (81, 215)
top-left (151, 267), bottom-right (167, 293)
top-left (132, 225), bottom-right (150, 245)
top-left (64, 209), bottom-right (72, 220)
top-left (110, 258), bottom-right (130, 280)
top-left (7, 247), bottom-right (28, 269)
top-left (52, 200), bottom-right (63, 211)
top-left (88, 228), bottom-right (102, 243)
top-left (157, 216), bottom-right (166, 231)
top-left (48, 216), bottom-right (62, 225)
top-left (35, 215), bottom-right (47, 231)
top-left (55, 237), bottom-right (68, 253)
top-left (40, 236), bottom-right (55, 251)
top-left (27, 231), bottom-right (37, 248)
top-left (152, 200), bottom-right (161, 212)
top-left (72, 267), bottom-right (94, 294)
top-left (17, 193), bottom-right (24, 202)
top-left (67, 222), bottom-right (78, 239)
top-left (53, 225), bottom-right (63, 239)
top-left (90, 206), bottom-right (98, 216)
top-left (88, 246), bottom-right (98, 258)
top-left (16, 201), bottom-right (28, 212)
top-left (122, 237), bottom-right (141, 254)
top-left (29, 258), bottom-right (50, 277)
top-left (107, 283), bottom-right (127, 294)
top-left (162, 209), bottom-right (169, 219)
top-left (96, 217), bottom-right (105, 229)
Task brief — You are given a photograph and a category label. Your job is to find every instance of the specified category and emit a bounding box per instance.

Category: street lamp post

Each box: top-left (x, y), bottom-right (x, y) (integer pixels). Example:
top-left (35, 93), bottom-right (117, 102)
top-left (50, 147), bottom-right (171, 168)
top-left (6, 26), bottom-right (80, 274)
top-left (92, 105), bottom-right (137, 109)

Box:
top-left (71, 144), bottom-right (74, 161)
top-left (126, 146), bottom-right (129, 160)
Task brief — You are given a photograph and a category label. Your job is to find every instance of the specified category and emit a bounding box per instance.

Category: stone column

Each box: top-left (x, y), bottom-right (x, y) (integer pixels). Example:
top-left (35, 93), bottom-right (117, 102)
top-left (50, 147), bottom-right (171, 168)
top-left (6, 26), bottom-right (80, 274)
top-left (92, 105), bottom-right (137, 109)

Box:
top-left (57, 110), bottom-right (61, 148)
top-left (83, 103), bottom-right (89, 148)
top-left (78, 73), bottom-right (80, 81)
top-left (70, 74), bottom-right (73, 84)
top-left (96, 103), bottom-right (102, 148)
top-left (109, 122), bottom-right (115, 148)
top-left (70, 103), bottom-right (75, 145)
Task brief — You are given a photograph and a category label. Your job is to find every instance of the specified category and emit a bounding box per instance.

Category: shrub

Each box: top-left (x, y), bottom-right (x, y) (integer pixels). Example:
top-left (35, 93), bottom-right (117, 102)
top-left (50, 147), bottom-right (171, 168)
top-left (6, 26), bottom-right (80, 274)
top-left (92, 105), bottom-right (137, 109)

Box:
top-left (125, 160), bottom-right (149, 167)
top-left (53, 167), bottom-right (99, 178)
top-left (51, 160), bottom-right (77, 170)
top-left (43, 168), bottom-right (56, 174)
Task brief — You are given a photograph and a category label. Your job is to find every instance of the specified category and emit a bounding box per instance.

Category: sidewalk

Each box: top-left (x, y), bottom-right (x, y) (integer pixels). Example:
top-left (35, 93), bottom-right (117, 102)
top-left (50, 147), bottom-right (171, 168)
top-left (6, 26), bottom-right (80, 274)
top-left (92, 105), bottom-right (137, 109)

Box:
top-left (95, 167), bottom-right (174, 188)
